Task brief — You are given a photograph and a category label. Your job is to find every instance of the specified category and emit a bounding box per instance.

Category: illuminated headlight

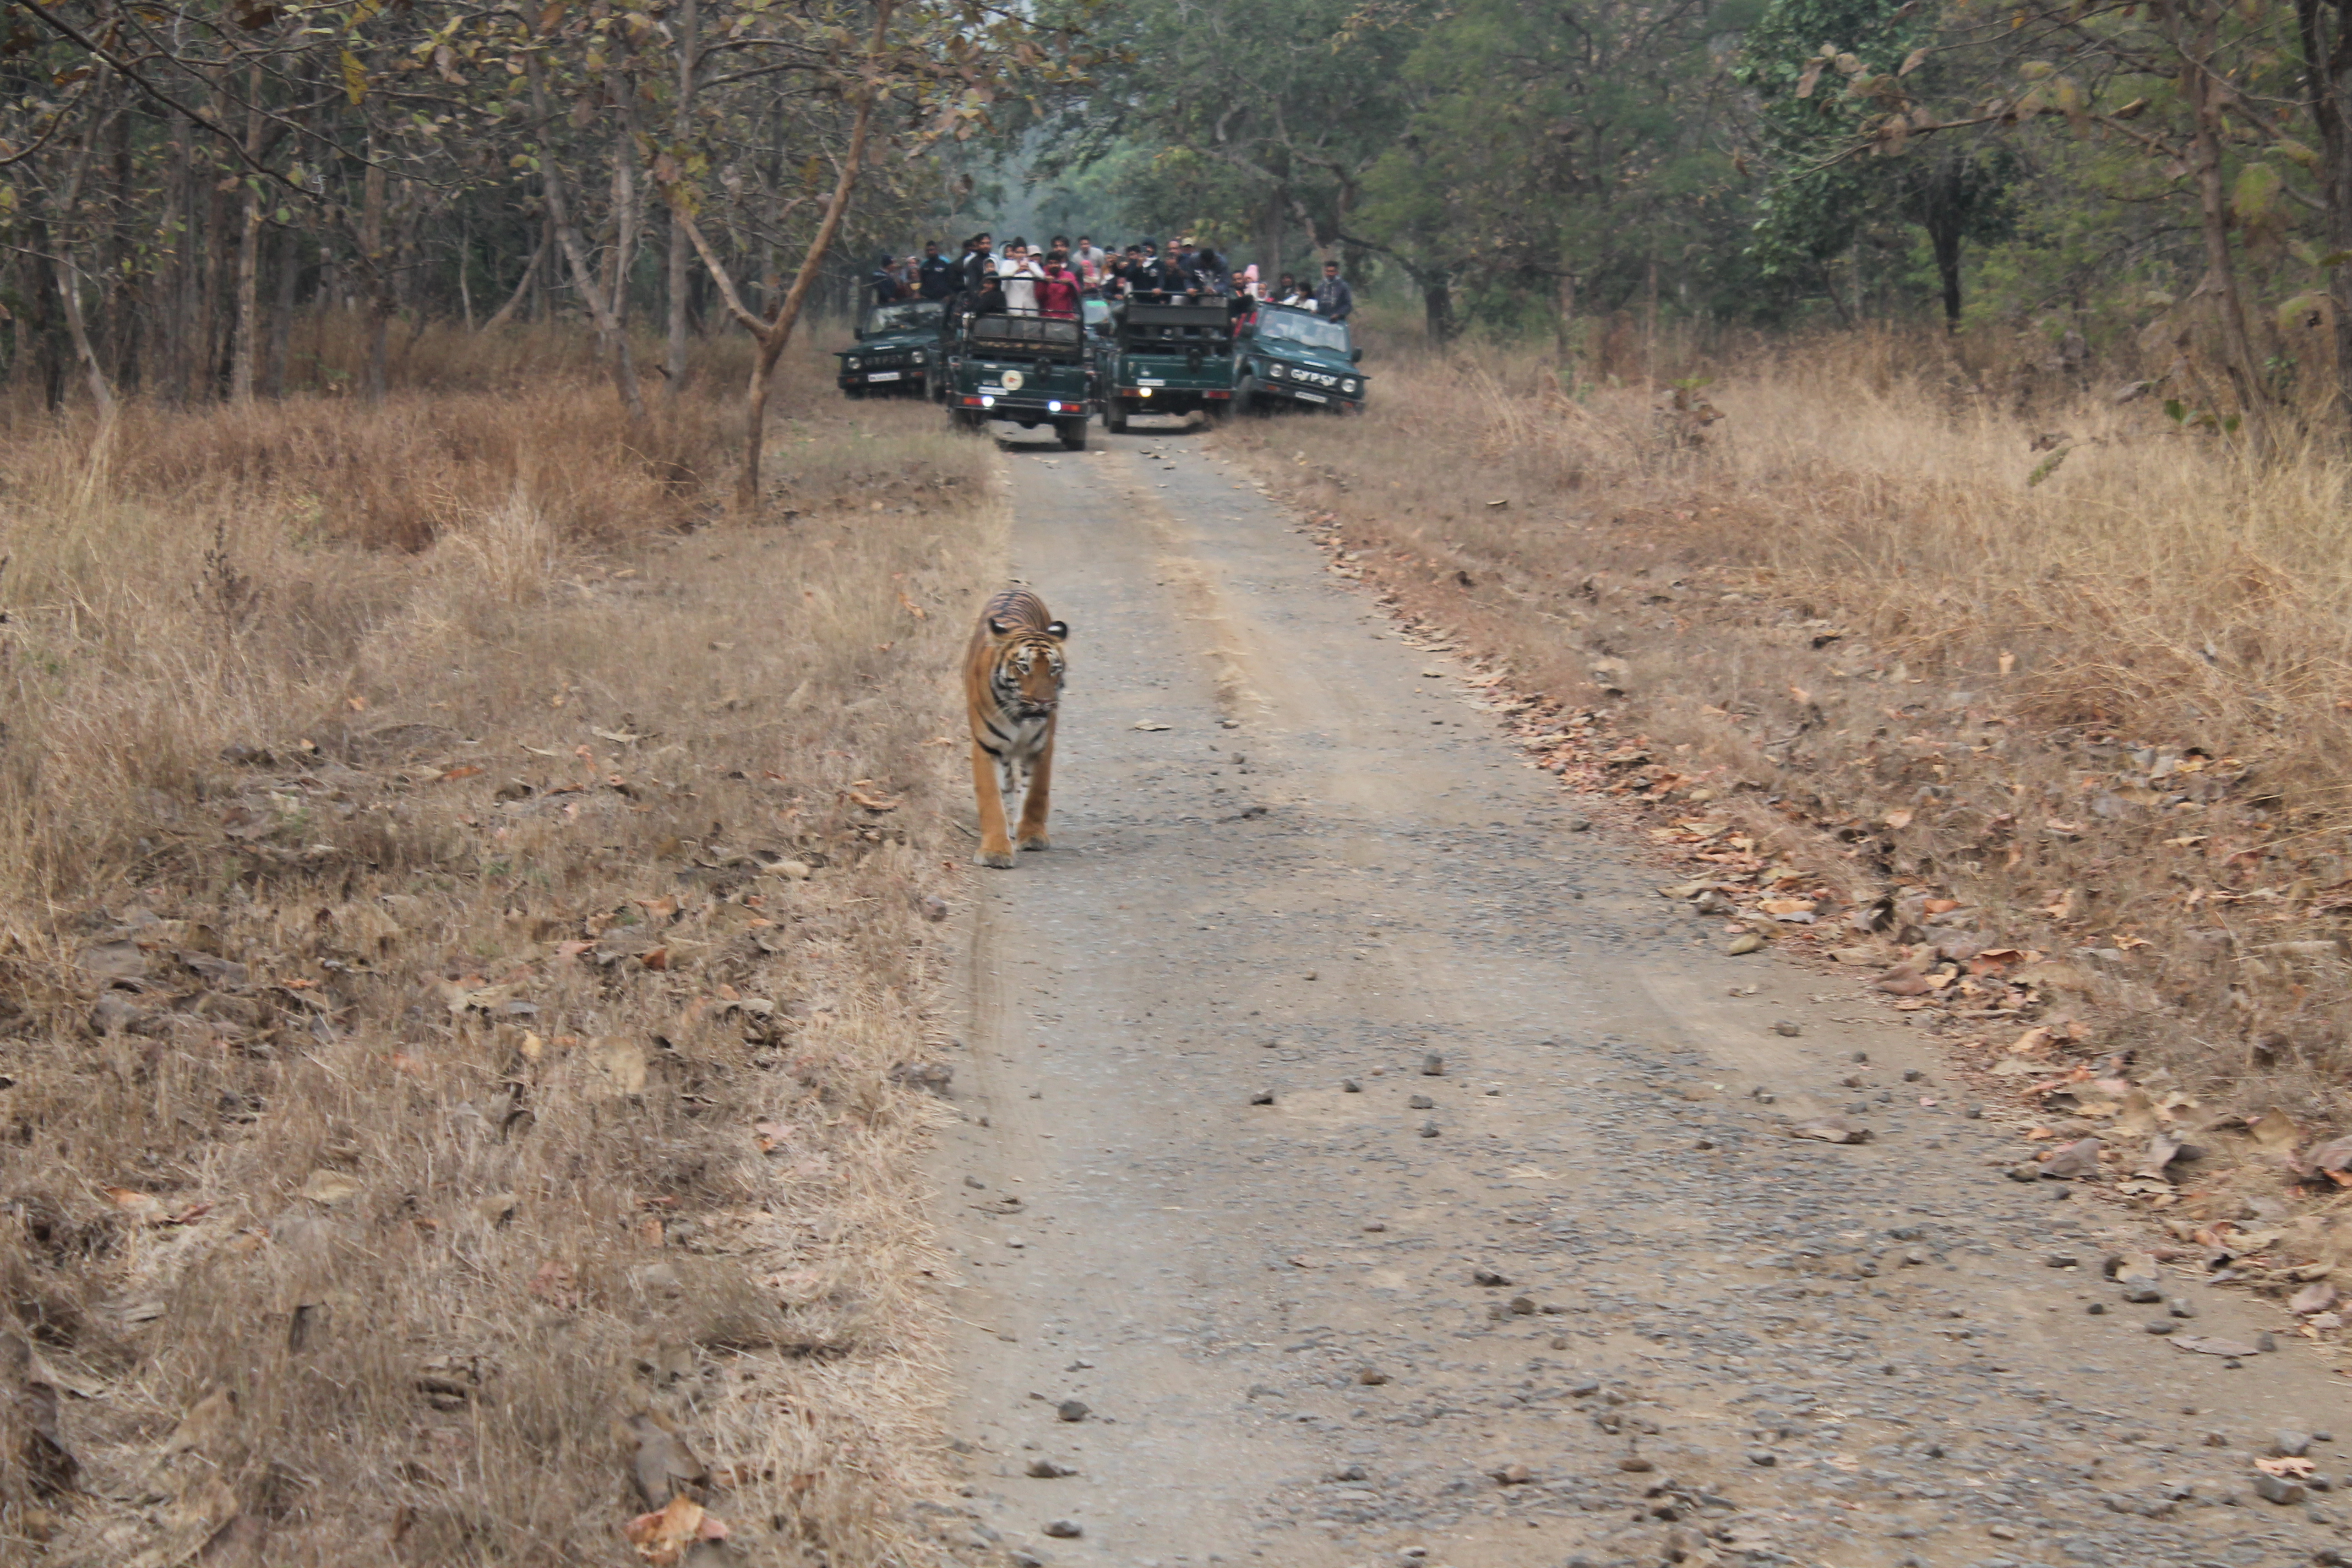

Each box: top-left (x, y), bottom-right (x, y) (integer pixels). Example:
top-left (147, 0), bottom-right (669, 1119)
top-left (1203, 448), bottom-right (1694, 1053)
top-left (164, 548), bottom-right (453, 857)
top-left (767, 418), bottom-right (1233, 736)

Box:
top-left (847, 356), bottom-right (861, 369)
top-left (1343, 379), bottom-right (1360, 395)
top-left (1139, 387), bottom-right (1152, 397)
top-left (1048, 400), bottom-right (1064, 412)
top-left (980, 395), bottom-right (995, 409)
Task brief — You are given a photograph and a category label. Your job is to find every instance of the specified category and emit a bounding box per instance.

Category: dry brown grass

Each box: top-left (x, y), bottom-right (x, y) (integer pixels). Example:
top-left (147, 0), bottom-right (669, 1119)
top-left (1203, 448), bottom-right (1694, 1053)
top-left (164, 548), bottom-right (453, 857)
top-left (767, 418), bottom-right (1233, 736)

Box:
top-left (0, 319), bottom-right (1003, 1564)
top-left (1220, 329), bottom-right (2352, 1134)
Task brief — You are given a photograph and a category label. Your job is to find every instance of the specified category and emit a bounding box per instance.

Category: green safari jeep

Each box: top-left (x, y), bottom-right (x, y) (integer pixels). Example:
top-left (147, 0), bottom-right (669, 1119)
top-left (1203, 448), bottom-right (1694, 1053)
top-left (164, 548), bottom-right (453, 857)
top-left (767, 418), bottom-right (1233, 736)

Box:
top-left (946, 312), bottom-right (1095, 449)
top-left (835, 298), bottom-right (950, 398)
top-left (1235, 303), bottom-right (1367, 412)
top-left (1096, 300), bottom-right (1237, 431)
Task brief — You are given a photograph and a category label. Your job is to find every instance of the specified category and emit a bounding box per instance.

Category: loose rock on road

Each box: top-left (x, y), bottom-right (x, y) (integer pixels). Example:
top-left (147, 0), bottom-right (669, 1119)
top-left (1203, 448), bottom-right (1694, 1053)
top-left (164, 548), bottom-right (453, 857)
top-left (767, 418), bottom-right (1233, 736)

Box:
top-left (932, 421), bottom-right (2345, 1568)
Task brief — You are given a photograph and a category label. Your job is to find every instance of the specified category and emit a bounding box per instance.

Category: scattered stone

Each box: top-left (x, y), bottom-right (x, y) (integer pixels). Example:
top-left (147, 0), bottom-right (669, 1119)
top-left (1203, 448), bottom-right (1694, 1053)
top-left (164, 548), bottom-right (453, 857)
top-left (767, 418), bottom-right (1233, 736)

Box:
top-left (1055, 1400), bottom-right (1090, 1423)
top-left (2259, 1331), bottom-right (2279, 1352)
top-left (1569, 818), bottom-right (1592, 831)
top-left (1748, 1450), bottom-right (1778, 1467)
top-left (2169, 1298), bottom-right (2198, 1319)
top-left (1408, 1094), bottom-right (1435, 1110)
top-left (1472, 1267), bottom-right (1512, 1287)
top-left (1490, 1462), bottom-right (1534, 1485)
top-left (2041, 1137), bottom-right (2104, 1179)
top-left (1363, 1221), bottom-right (1387, 1233)
top-left (1419, 1119), bottom-right (1440, 1138)
top-left (1043, 1519), bottom-right (1084, 1538)
top-left (1357, 1366), bottom-right (1389, 1385)
top-left (2006, 1165), bottom-right (2043, 1183)
top-left (1419, 1052), bottom-right (1445, 1076)
top-left (1343, 1079), bottom-right (1362, 1093)
top-left (1790, 1115), bottom-right (1871, 1144)
top-left (2171, 1335), bottom-right (2262, 1357)
top-left (1026, 1460), bottom-right (1077, 1478)
top-left (1773, 1021), bottom-right (1801, 1037)
top-left (1727, 933), bottom-right (1765, 955)
top-left (1249, 1089), bottom-right (1275, 1105)
top-left (1508, 1295), bottom-right (1537, 1315)
top-left (2087, 1304), bottom-right (2107, 1315)
top-left (2256, 1474), bottom-right (2309, 1506)
top-left (2279, 1432), bottom-right (2316, 1458)
top-left (1616, 1457), bottom-right (1654, 1473)
top-left (1903, 1068), bottom-right (1924, 1081)
top-left (2047, 1253), bottom-right (2079, 1268)
top-left (2146, 1321), bottom-right (2176, 1335)
top-left (1965, 1105), bottom-right (1984, 1118)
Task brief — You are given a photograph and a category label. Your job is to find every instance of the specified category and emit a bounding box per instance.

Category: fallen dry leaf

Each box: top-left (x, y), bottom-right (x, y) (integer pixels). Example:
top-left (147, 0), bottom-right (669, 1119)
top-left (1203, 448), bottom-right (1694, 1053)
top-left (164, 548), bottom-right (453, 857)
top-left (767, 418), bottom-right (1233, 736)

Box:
top-left (847, 788), bottom-right (900, 812)
top-left (434, 765), bottom-right (485, 783)
top-left (623, 1495), bottom-right (728, 1566)
top-left (1133, 720), bottom-right (1173, 731)
top-left (2258, 1456), bottom-right (2317, 1478)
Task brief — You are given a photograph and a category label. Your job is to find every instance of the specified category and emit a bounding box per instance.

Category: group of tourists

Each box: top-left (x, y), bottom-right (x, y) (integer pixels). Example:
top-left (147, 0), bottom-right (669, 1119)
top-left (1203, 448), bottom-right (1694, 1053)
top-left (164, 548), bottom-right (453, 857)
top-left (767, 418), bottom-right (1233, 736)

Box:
top-left (866, 232), bottom-right (1355, 323)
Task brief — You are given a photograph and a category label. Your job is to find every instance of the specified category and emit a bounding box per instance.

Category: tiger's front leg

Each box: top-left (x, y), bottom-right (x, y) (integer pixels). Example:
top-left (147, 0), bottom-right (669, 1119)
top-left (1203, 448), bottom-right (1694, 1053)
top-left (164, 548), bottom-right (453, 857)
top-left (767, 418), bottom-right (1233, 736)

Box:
top-left (971, 742), bottom-right (1016, 869)
top-left (1014, 727), bottom-right (1055, 852)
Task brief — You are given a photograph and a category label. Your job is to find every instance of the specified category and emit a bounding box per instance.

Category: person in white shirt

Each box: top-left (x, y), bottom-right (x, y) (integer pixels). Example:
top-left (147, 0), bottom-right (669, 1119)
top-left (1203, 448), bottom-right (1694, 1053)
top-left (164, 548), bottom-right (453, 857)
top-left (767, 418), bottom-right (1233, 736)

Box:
top-left (998, 239), bottom-right (1044, 314)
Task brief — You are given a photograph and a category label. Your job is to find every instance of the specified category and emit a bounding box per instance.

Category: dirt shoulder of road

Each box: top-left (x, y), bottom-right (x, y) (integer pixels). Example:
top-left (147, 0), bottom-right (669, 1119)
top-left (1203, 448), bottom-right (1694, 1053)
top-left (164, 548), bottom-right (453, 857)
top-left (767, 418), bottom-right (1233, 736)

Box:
top-left (1211, 357), bottom-right (2352, 1371)
top-left (1, 372), bottom-right (994, 1566)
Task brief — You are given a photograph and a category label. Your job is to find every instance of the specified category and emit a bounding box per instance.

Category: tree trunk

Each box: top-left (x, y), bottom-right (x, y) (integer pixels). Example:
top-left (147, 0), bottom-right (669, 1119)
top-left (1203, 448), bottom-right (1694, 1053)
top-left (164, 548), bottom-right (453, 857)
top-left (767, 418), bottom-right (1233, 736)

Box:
top-left (48, 77), bottom-right (116, 416)
top-left (1929, 218), bottom-right (1963, 333)
top-left (1554, 268), bottom-right (1577, 363)
top-left (669, 0), bottom-right (697, 395)
top-left (2297, 0), bottom-right (2352, 422)
top-left (2168, 0), bottom-right (2271, 450)
top-left (482, 230), bottom-right (547, 331)
top-left (228, 66), bottom-right (265, 402)
top-left (159, 130), bottom-right (193, 404)
top-left (266, 221), bottom-right (297, 396)
top-left (526, 53), bottom-right (645, 418)
top-left (362, 134), bottom-right (389, 402)
top-left (1422, 279), bottom-right (1453, 344)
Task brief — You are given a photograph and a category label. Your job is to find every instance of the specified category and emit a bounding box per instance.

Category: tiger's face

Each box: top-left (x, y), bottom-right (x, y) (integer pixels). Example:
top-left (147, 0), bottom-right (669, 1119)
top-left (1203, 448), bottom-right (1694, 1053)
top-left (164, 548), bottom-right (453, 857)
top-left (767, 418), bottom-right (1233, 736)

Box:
top-left (990, 618), bottom-right (1068, 721)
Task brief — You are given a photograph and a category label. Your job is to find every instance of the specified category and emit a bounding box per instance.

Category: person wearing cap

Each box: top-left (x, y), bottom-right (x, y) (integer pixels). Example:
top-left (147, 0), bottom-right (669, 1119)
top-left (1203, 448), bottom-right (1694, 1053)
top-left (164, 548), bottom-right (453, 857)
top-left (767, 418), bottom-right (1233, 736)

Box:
top-left (870, 253), bottom-right (905, 304)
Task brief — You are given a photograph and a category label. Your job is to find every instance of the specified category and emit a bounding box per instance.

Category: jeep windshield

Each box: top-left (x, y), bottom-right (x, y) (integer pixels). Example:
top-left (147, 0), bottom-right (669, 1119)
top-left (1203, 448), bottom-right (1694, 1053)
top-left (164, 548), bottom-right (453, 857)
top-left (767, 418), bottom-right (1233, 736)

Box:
top-left (865, 300), bottom-right (944, 335)
top-left (967, 314), bottom-right (1085, 357)
top-left (1257, 308), bottom-right (1351, 355)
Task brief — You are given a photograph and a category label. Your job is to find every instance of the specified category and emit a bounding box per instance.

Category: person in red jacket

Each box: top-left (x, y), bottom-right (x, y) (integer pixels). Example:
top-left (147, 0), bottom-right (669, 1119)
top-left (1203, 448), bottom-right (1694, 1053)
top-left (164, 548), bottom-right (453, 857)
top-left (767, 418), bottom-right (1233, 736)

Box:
top-left (1038, 256), bottom-right (1082, 319)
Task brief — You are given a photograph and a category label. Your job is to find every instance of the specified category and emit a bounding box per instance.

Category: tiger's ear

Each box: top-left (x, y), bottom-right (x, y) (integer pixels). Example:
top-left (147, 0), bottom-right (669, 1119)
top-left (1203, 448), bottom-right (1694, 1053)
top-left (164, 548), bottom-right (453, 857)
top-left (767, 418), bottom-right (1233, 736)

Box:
top-left (987, 617), bottom-right (1012, 635)
top-left (1045, 620), bottom-right (1069, 640)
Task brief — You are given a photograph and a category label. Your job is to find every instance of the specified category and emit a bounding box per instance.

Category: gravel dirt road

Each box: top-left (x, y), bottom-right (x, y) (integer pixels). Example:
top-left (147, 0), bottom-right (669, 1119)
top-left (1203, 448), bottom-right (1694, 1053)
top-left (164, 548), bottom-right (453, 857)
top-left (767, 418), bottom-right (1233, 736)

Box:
top-left (930, 421), bottom-right (2348, 1568)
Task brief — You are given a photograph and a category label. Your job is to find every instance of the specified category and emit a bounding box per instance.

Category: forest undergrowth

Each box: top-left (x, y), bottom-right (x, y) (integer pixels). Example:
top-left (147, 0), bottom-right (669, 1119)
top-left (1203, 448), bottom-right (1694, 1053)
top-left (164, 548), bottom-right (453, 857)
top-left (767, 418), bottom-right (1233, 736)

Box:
top-left (0, 318), bottom-right (998, 1566)
top-left (1224, 328), bottom-right (2352, 1330)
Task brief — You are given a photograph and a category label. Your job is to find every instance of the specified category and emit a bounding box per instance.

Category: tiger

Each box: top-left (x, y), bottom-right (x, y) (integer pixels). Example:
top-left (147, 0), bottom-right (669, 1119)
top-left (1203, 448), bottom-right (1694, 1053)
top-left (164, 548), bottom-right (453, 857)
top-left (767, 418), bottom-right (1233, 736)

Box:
top-left (965, 586), bottom-right (1069, 869)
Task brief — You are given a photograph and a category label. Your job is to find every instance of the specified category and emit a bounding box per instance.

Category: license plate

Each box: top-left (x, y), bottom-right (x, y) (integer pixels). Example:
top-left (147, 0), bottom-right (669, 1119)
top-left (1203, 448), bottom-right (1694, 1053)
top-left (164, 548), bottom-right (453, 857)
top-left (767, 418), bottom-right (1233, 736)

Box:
top-left (1139, 378), bottom-right (1165, 386)
top-left (1294, 390), bottom-right (1327, 404)
top-left (867, 370), bottom-right (901, 383)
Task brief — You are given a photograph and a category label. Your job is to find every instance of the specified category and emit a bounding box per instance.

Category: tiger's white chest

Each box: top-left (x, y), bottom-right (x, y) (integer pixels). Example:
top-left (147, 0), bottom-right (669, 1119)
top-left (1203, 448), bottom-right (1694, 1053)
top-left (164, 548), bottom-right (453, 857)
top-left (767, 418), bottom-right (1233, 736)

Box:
top-left (1000, 712), bottom-right (1054, 761)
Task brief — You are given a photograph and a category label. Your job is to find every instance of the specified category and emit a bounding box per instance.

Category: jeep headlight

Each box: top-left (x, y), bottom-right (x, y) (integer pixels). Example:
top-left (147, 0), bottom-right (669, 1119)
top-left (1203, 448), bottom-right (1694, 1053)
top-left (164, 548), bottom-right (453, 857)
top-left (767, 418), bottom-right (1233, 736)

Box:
top-left (847, 356), bottom-right (862, 369)
top-left (1268, 363), bottom-right (1287, 379)
top-left (1343, 378), bottom-right (1360, 395)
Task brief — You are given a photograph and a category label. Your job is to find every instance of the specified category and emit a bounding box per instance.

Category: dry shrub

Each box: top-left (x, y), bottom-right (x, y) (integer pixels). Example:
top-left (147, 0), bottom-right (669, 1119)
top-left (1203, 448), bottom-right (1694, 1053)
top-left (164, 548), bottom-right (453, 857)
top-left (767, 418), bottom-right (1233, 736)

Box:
top-left (0, 337), bottom-right (1000, 1565)
top-left (1223, 331), bottom-right (2352, 1120)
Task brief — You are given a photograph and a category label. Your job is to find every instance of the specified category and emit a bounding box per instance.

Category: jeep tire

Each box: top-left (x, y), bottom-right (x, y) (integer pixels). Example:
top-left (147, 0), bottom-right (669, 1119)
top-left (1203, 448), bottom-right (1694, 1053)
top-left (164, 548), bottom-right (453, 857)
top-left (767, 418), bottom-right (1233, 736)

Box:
top-left (1104, 399), bottom-right (1129, 434)
top-left (1056, 416), bottom-right (1089, 451)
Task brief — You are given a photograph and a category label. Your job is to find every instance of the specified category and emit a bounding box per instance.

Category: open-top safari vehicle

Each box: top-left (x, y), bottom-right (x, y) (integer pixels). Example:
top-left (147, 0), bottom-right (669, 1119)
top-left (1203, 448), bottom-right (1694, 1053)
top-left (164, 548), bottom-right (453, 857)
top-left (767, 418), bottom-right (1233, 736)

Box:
top-left (1235, 302), bottom-right (1366, 413)
top-left (834, 298), bottom-right (950, 398)
top-left (1095, 299), bottom-right (1237, 431)
top-left (945, 312), bottom-right (1095, 449)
